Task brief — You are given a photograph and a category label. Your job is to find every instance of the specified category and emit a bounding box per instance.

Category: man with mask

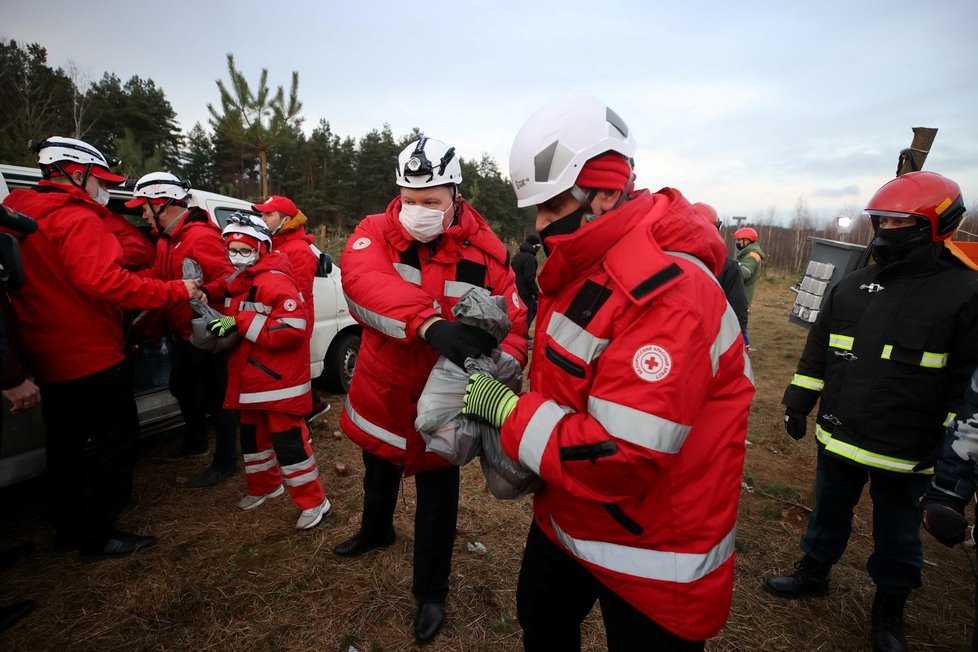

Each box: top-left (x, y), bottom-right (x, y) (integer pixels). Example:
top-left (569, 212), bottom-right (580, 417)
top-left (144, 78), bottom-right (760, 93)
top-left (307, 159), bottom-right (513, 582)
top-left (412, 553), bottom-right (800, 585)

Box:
top-left (126, 172), bottom-right (238, 487)
top-left (1, 137), bottom-right (200, 561)
top-left (460, 93), bottom-right (754, 650)
top-left (769, 171), bottom-right (978, 652)
top-left (336, 136), bottom-right (527, 644)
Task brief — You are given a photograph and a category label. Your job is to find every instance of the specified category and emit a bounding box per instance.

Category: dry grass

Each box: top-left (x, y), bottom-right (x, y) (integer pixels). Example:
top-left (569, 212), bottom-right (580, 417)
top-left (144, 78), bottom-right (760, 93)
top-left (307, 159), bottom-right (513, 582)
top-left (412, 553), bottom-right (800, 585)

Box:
top-left (1, 272), bottom-right (975, 651)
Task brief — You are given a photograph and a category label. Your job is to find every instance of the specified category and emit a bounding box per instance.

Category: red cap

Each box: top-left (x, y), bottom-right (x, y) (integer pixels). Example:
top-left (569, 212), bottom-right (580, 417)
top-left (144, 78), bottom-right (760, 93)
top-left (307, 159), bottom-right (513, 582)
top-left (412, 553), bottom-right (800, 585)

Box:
top-left (575, 153), bottom-right (632, 192)
top-left (226, 231), bottom-right (263, 250)
top-left (252, 195), bottom-right (298, 217)
top-left (123, 196), bottom-right (170, 208)
top-left (62, 162), bottom-right (127, 186)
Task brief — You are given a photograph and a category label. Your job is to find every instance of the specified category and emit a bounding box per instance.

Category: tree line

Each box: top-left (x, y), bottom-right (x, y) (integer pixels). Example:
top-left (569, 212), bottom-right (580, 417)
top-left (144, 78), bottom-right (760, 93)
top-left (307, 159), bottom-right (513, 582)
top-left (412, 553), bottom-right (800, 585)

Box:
top-left (3, 39), bottom-right (974, 268)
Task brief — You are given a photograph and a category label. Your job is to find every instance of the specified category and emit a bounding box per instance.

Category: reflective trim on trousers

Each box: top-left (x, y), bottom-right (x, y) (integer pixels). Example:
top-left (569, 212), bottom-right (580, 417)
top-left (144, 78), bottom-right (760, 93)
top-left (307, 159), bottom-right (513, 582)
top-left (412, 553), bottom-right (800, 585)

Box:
top-left (791, 374), bottom-right (824, 392)
top-left (243, 449), bottom-right (275, 464)
top-left (545, 312), bottom-right (609, 364)
top-left (815, 424), bottom-right (933, 475)
top-left (551, 515), bottom-right (736, 583)
top-left (344, 397), bottom-right (407, 450)
top-left (245, 457), bottom-right (278, 473)
top-left (284, 468), bottom-right (320, 487)
top-left (588, 396), bottom-right (691, 454)
top-left (345, 295), bottom-right (407, 339)
top-left (393, 263), bottom-right (421, 285)
top-left (244, 314), bottom-right (267, 343)
top-left (518, 401), bottom-right (572, 474)
top-left (239, 381), bottom-right (312, 404)
top-left (280, 455), bottom-right (316, 475)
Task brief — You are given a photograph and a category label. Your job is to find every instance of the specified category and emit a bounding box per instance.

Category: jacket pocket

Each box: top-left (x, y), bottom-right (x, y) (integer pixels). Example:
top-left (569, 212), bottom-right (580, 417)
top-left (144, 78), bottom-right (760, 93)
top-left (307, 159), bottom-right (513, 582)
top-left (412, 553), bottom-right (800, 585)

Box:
top-left (559, 441), bottom-right (618, 462)
top-left (248, 357), bottom-right (282, 380)
top-left (603, 503), bottom-right (644, 535)
top-left (545, 344), bottom-right (586, 379)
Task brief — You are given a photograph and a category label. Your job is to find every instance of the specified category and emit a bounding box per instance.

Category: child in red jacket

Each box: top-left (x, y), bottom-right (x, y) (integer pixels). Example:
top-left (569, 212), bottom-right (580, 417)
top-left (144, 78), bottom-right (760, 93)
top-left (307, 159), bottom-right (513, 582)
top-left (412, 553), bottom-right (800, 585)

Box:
top-left (207, 213), bottom-right (330, 529)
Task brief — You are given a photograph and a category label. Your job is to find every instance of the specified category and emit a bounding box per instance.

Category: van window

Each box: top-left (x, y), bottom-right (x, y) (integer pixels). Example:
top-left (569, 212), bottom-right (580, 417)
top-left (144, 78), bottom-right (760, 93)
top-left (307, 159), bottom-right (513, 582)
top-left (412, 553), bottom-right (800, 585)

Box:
top-left (213, 207), bottom-right (260, 229)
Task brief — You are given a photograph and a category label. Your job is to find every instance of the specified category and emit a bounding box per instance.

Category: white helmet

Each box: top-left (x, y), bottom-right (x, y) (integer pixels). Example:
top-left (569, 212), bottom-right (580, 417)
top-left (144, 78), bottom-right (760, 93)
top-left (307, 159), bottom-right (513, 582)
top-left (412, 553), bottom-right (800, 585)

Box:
top-left (29, 136), bottom-right (126, 185)
top-left (508, 92), bottom-right (637, 207)
top-left (125, 172), bottom-right (191, 208)
top-left (222, 212), bottom-right (273, 251)
top-left (395, 137), bottom-right (462, 189)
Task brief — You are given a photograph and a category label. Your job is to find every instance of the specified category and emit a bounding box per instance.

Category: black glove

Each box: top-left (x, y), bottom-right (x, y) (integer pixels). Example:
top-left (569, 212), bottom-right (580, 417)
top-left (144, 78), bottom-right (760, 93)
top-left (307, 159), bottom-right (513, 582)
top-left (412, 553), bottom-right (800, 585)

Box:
top-left (784, 409), bottom-right (808, 441)
top-left (424, 319), bottom-right (496, 369)
top-left (920, 488), bottom-right (969, 547)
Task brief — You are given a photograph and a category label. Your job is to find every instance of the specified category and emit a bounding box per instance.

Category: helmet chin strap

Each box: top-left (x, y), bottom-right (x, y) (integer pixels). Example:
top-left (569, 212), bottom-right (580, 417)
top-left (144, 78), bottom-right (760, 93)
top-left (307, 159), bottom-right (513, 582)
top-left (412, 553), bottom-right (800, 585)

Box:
top-left (570, 186), bottom-right (598, 222)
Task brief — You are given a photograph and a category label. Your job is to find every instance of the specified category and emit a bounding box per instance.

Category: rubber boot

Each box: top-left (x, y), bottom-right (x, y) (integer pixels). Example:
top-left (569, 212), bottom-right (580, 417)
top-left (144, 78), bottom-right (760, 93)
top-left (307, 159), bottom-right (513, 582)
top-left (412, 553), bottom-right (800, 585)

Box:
top-left (871, 591), bottom-right (908, 652)
top-left (763, 554), bottom-right (831, 598)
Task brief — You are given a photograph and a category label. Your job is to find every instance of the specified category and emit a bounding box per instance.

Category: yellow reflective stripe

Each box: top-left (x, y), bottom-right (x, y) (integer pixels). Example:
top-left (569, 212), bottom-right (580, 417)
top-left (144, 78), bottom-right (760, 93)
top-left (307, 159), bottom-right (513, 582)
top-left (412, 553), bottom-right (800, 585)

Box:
top-left (814, 425), bottom-right (933, 475)
top-left (880, 345), bottom-right (948, 368)
top-left (944, 412), bottom-right (956, 427)
top-left (791, 374), bottom-right (824, 392)
top-left (829, 334), bottom-right (854, 351)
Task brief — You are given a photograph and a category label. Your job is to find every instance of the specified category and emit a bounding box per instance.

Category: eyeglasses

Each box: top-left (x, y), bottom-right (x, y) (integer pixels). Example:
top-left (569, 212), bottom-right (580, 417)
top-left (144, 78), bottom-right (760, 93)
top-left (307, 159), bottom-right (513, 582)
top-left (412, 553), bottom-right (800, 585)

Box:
top-left (227, 248), bottom-right (257, 257)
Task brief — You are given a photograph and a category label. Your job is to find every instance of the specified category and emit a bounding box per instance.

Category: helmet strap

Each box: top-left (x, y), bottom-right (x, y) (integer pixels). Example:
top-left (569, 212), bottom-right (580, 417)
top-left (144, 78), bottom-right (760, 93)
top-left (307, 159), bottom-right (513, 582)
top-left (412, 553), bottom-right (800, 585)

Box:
top-left (150, 198), bottom-right (177, 238)
top-left (571, 186), bottom-right (599, 222)
top-left (53, 161), bottom-right (94, 194)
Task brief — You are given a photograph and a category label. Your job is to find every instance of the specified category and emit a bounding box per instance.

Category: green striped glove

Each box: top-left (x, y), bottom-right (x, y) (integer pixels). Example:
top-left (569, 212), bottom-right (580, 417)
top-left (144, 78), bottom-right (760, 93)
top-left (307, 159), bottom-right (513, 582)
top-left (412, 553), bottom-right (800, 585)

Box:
top-left (207, 316), bottom-right (237, 337)
top-left (462, 374), bottom-right (519, 428)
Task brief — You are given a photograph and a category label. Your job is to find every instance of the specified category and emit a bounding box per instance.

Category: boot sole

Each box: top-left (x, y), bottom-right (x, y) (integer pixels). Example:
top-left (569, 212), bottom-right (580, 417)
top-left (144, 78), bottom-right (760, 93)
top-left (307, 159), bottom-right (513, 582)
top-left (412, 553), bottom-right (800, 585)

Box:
top-left (762, 581), bottom-right (828, 599)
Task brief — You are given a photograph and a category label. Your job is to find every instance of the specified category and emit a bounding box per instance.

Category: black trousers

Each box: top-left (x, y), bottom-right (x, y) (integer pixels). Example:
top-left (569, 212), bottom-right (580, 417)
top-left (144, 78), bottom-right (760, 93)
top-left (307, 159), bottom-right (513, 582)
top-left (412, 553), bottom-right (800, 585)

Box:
top-left (517, 521), bottom-right (705, 652)
top-left (360, 450), bottom-right (460, 604)
top-left (170, 337), bottom-right (237, 469)
top-left (38, 362), bottom-right (141, 549)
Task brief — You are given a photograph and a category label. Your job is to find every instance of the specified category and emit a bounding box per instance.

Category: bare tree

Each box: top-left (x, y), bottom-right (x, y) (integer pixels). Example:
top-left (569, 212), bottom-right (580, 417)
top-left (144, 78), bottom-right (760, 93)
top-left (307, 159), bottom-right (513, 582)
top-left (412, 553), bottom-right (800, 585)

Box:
top-left (65, 59), bottom-right (92, 139)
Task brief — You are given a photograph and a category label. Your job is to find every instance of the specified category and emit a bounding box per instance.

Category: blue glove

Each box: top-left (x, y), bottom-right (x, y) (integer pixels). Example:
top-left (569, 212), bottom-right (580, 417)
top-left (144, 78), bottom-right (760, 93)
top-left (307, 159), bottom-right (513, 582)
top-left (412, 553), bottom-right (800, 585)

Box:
top-left (462, 374), bottom-right (519, 429)
top-left (207, 316), bottom-right (237, 337)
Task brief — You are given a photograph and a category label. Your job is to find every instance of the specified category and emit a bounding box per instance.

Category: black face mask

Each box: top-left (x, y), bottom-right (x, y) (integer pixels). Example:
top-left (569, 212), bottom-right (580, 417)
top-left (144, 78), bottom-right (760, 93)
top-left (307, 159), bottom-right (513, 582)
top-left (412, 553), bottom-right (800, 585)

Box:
top-left (539, 206), bottom-right (587, 256)
top-left (871, 224), bottom-right (931, 267)
top-left (735, 241), bottom-right (748, 251)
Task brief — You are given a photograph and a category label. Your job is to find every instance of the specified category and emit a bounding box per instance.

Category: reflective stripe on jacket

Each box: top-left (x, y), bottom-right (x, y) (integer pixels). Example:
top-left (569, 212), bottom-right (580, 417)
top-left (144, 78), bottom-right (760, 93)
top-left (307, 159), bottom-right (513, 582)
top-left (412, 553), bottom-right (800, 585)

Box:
top-left (340, 198), bottom-right (528, 475)
top-left (500, 188), bottom-right (754, 640)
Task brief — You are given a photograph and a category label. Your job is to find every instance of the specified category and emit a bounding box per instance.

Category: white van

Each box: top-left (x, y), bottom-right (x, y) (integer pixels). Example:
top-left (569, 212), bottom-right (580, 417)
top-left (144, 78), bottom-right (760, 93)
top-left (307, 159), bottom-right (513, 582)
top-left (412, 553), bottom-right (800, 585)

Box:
top-left (0, 164), bottom-right (360, 487)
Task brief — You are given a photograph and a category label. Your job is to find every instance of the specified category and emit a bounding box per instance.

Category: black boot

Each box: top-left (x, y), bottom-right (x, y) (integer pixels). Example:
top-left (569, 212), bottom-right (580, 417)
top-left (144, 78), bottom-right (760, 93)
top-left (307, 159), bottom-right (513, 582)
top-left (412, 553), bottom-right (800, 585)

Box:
top-left (871, 591), bottom-right (908, 652)
top-left (763, 555), bottom-right (831, 598)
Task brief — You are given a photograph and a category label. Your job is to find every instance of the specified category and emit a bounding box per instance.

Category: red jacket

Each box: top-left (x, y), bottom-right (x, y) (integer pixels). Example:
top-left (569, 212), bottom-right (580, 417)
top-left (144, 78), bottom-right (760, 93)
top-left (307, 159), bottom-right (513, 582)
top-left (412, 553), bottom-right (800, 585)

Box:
top-left (102, 212), bottom-right (155, 272)
top-left (222, 252), bottom-right (311, 415)
top-left (2, 181), bottom-right (190, 382)
top-left (340, 199), bottom-right (528, 475)
top-left (144, 208), bottom-right (232, 340)
top-left (500, 189), bottom-right (754, 641)
top-left (271, 215), bottom-right (317, 328)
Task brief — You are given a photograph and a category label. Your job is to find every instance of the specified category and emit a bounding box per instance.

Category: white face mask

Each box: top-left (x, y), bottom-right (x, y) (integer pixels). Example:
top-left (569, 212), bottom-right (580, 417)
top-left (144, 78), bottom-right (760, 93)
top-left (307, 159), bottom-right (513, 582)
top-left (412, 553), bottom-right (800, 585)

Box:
top-left (82, 175), bottom-right (110, 206)
top-left (93, 185), bottom-right (111, 206)
top-left (227, 250), bottom-right (259, 268)
top-left (398, 203), bottom-right (449, 243)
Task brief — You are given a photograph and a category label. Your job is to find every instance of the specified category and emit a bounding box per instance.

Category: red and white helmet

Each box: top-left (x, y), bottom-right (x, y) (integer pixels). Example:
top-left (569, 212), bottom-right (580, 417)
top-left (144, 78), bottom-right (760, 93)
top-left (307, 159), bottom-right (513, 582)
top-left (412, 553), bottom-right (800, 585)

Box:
top-left (29, 136), bottom-right (126, 185)
top-left (508, 92), bottom-right (637, 208)
top-left (222, 212), bottom-right (273, 251)
top-left (395, 137), bottom-right (462, 189)
top-left (125, 171), bottom-right (191, 208)
top-left (864, 171), bottom-right (965, 242)
top-left (733, 227), bottom-right (758, 242)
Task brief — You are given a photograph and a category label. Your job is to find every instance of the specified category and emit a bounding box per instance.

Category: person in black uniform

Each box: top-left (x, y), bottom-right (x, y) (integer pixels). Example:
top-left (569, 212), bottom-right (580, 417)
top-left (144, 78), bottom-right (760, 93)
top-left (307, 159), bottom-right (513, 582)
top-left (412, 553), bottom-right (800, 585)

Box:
top-left (511, 234), bottom-right (541, 328)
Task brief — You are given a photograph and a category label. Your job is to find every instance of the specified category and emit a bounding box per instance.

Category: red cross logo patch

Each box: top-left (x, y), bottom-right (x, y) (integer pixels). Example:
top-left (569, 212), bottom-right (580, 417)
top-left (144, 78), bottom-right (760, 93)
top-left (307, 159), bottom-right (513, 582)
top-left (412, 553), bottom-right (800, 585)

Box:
top-left (633, 345), bottom-right (672, 382)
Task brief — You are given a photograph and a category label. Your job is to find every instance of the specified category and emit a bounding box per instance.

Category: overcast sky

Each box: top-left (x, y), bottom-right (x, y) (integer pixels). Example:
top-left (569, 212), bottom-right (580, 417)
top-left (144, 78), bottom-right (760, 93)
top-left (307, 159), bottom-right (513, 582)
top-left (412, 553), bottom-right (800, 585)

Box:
top-left (4, 0), bottom-right (977, 223)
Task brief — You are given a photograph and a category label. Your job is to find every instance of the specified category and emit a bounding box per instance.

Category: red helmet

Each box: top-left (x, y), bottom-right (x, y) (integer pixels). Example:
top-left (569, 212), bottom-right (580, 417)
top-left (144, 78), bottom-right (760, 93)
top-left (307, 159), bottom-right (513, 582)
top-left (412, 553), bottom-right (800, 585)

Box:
top-left (733, 227), bottom-right (758, 242)
top-left (864, 171), bottom-right (965, 242)
top-left (692, 202), bottom-right (719, 227)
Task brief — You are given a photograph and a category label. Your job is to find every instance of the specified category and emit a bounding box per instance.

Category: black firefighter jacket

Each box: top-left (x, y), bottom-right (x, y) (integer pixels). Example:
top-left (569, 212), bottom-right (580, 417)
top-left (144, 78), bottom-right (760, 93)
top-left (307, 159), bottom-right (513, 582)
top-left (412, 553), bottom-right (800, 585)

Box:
top-left (783, 242), bottom-right (978, 473)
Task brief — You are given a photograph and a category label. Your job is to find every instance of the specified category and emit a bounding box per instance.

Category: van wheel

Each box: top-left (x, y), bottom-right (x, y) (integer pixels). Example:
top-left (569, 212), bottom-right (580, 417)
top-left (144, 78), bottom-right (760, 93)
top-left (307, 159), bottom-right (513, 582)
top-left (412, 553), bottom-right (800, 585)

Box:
top-left (323, 332), bottom-right (359, 394)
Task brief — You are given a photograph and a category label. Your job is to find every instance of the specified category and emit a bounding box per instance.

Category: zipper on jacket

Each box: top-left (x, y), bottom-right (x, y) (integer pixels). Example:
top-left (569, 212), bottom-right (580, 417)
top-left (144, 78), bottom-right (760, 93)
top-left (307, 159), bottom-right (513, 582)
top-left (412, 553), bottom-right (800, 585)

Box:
top-left (559, 441), bottom-right (618, 462)
top-left (545, 344), bottom-right (586, 379)
top-left (603, 503), bottom-right (644, 535)
top-left (247, 357), bottom-right (282, 380)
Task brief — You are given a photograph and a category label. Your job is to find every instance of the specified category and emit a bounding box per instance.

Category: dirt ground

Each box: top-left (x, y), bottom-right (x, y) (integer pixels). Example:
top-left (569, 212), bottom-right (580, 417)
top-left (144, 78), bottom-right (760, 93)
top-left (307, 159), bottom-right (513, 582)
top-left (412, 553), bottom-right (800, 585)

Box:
top-left (1, 271), bottom-right (975, 651)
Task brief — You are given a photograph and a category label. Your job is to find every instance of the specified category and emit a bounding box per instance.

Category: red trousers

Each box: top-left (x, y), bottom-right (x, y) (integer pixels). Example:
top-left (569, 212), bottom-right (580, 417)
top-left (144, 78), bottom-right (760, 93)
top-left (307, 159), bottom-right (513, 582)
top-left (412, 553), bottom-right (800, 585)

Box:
top-left (239, 410), bottom-right (325, 510)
